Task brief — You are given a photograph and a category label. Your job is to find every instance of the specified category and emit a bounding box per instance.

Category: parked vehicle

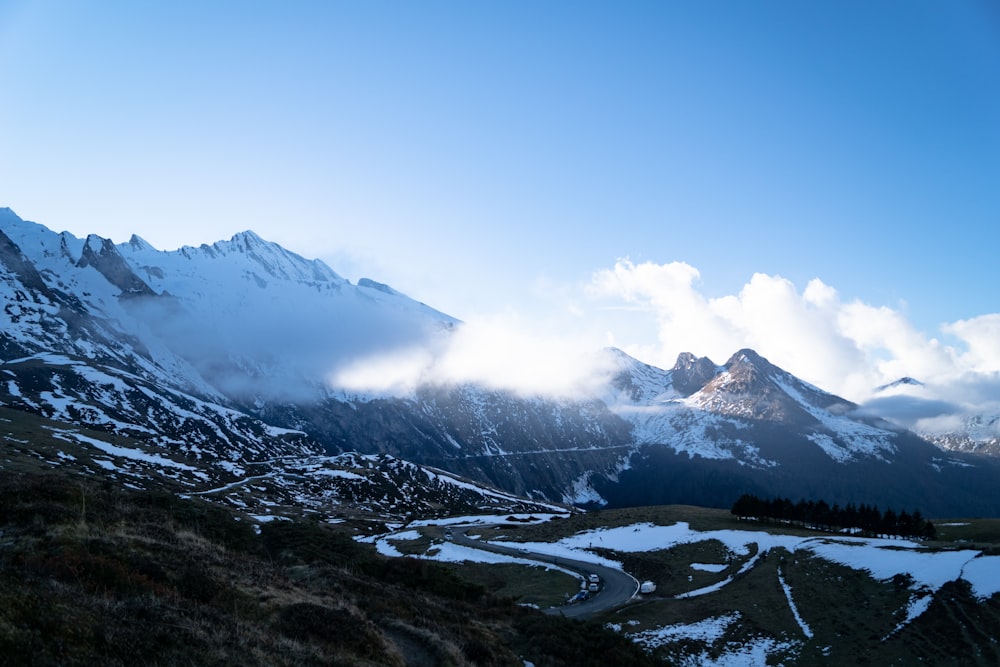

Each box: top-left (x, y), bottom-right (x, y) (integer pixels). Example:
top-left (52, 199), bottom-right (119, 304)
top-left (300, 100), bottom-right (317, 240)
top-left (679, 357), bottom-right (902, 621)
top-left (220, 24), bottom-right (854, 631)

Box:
top-left (640, 580), bottom-right (656, 594)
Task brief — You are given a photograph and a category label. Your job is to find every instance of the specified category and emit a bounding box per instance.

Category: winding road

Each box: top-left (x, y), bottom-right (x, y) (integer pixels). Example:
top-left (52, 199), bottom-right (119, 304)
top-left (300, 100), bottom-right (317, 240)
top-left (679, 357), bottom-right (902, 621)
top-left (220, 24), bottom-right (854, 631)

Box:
top-left (450, 527), bottom-right (638, 619)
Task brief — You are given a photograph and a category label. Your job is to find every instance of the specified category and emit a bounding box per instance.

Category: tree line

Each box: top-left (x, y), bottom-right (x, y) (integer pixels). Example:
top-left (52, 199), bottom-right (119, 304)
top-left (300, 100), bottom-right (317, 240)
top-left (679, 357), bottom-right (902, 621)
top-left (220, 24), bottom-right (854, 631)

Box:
top-left (731, 493), bottom-right (937, 540)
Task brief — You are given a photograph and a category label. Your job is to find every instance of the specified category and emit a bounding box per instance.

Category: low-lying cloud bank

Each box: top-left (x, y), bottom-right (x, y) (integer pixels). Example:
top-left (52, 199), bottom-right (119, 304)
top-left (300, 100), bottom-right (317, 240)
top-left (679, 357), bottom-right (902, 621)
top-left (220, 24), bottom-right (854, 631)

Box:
top-left (330, 315), bottom-right (616, 398)
top-left (330, 259), bottom-right (1000, 438)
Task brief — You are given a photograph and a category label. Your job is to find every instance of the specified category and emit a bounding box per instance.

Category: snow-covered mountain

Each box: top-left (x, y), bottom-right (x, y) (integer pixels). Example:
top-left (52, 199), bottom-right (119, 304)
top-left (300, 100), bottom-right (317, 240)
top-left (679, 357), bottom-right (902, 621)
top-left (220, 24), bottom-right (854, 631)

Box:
top-left (604, 347), bottom-right (900, 464)
top-left (5, 207), bottom-right (1000, 517)
top-left (589, 346), bottom-right (1000, 515)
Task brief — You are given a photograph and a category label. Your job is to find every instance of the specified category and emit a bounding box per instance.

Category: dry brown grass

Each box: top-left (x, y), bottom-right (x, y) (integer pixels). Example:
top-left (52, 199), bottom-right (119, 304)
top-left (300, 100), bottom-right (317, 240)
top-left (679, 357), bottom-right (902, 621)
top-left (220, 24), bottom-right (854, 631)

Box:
top-left (0, 470), bottom-right (659, 666)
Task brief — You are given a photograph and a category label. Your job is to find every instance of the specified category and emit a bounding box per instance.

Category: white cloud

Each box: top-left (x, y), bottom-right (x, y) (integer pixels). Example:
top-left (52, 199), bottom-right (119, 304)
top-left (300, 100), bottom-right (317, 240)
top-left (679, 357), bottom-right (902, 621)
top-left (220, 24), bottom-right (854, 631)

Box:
top-left (586, 259), bottom-right (1000, 405)
top-left (588, 260), bottom-right (743, 365)
top-left (943, 314), bottom-right (1000, 373)
top-left (330, 313), bottom-right (615, 398)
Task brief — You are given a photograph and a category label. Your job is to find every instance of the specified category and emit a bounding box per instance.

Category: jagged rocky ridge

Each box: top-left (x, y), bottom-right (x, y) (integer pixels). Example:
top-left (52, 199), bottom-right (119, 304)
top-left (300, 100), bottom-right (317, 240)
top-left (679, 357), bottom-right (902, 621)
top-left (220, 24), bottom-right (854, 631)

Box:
top-left (4, 207), bottom-right (1000, 517)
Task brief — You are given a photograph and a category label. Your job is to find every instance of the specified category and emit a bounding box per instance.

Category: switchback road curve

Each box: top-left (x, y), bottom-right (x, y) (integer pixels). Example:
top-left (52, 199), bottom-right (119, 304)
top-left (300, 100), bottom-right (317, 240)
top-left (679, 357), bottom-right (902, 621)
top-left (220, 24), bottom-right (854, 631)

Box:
top-left (450, 527), bottom-right (638, 619)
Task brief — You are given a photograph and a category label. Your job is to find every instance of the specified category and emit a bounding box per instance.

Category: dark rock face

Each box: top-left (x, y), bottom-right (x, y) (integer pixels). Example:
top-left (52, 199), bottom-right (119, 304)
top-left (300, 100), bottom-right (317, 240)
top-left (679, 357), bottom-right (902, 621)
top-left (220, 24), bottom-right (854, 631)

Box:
top-left (0, 228), bottom-right (53, 295)
top-left (77, 235), bottom-right (156, 297)
top-left (670, 351), bottom-right (718, 396)
top-left (255, 386), bottom-right (635, 502)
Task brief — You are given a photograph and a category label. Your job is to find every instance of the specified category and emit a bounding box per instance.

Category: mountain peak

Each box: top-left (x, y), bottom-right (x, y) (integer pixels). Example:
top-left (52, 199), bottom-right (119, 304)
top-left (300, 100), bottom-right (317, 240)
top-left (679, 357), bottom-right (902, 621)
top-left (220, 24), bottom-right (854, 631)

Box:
top-left (230, 230), bottom-right (266, 249)
top-left (127, 234), bottom-right (155, 251)
top-left (670, 352), bottom-right (718, 396)
top-left (876, 377), bottom-right (925, 393)
top-left (726, 348), bottom-right (770, 368)
top-left (78, 233), bottom-right (156, 297)
top-left (83, 233), bottom-right (109, 254)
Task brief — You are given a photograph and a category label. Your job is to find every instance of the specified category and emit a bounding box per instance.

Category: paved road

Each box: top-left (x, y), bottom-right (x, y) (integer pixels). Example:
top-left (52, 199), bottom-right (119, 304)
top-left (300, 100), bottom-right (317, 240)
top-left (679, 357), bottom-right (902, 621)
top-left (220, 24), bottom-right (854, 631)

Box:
top-left (450, 527), bottom-right (638, 619)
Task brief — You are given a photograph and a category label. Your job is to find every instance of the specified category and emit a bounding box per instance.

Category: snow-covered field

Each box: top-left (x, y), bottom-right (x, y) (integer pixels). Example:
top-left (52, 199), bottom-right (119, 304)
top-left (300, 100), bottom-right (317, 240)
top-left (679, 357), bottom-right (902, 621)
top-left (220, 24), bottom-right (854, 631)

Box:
top-left (378, 518), bottom-right (1000, 602)
top-left (375, 516), bottom-right (1000, 665)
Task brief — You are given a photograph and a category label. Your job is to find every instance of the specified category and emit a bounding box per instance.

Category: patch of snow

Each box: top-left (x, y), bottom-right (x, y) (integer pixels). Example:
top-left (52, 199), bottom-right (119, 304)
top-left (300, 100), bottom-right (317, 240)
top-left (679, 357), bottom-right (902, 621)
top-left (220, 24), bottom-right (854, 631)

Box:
top-left (961, 555), bottom-right (1000, 600)
top-left (775, 375), bottom-right (896, 461)
top-left (883, 593), bottom-right (933, 640)
top-left (691, 562), bottom-right (728, 573)
top-left (386, 530), bottom-right (423, 542)
top-left (309, 468), bottom-right (365, 480)
top-left (778, 565), bottom-right (812, 638)
top-left (628, 612), bottom-right (739, 649)
top-left (807, 540), bottom-right (978, 592)
top-left (564, 471), bottom-right (606, 506)
top-left (251, 514), bottom-right (291, 524)
top-left (408, 513), bottom-right (570, 528)
top-left (48, 428), bottom-right (200, 472)
top-left (677, 551), bottom-right (762, 599)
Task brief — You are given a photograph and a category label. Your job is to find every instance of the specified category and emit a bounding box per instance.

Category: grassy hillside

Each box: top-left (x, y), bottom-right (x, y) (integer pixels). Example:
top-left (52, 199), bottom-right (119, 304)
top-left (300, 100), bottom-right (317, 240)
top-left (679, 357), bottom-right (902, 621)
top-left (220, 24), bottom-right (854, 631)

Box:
top-left (445, 506), bottom-right (1000, 666)
top-left (6, 404), bottom-right (1000, 665)
top-left (0, 471), bottom-right (657, 666)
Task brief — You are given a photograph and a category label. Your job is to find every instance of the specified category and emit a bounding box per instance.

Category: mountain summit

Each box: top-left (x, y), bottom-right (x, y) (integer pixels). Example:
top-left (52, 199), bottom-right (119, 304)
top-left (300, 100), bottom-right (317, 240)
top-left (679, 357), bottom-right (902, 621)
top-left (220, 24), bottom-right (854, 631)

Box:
top-left (690, 348), bottom-right (851, 424)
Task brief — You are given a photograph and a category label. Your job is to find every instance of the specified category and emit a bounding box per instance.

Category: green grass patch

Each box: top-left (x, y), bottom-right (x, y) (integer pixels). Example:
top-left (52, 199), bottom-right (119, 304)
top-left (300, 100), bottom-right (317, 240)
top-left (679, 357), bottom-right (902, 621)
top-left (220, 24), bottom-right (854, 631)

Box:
top-left (932, 519), bottom-right (1000, 548)
top-left (443, 561), bottom-right (580, 608)
top-left (600, 539), bottom-right (744, 598)
top-left (600, 546), bottom-right (803, 664)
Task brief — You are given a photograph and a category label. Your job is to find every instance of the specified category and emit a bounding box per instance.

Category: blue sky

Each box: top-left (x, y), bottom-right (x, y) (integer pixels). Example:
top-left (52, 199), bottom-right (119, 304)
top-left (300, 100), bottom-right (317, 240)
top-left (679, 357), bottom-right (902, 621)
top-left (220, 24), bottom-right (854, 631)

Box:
top-left (2, 1), bottom-right (999, 402)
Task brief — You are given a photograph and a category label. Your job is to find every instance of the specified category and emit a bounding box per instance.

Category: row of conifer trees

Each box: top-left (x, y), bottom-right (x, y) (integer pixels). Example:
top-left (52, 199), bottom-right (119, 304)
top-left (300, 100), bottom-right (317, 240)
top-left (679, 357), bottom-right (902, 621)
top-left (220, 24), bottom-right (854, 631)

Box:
top-left (730, 493), bottom-right (937, 540)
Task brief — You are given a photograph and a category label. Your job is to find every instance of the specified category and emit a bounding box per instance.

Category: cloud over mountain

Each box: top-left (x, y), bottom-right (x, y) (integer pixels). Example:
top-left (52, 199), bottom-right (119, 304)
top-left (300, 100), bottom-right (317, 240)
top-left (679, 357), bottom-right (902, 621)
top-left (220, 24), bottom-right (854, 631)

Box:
top-left (586, 259), bottom-right (995, 399)
top-left (330, 314), bottom-right (617, 398)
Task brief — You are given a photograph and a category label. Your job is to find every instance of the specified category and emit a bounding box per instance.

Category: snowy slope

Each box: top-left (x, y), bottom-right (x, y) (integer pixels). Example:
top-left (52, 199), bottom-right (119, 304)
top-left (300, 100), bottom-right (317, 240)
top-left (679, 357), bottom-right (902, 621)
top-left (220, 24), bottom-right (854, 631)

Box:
top-left (603, 347), bottom-right (899, 466)
top-left (115, 227), bottom-right (459, 402)
top-left (2, 207), bottom-right (458, 402)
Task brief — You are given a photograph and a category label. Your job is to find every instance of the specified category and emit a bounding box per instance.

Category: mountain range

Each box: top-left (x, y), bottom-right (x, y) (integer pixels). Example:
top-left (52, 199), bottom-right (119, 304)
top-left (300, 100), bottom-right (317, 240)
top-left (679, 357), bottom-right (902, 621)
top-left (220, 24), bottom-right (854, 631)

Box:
top-left (3, 206), bottom-right (1000, 518)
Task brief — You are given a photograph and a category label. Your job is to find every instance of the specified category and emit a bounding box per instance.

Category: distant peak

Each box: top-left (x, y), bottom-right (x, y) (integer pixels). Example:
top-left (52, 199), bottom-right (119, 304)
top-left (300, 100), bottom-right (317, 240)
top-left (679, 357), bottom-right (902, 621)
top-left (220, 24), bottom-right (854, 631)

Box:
top-left (672, 351), bottom-right (715, 370)
top-left (876, 377), bottom-right (925, 393)
top-left (127, 234), bottom-right (155, 251)
top-left (84, 233), bottom-right (111, 253)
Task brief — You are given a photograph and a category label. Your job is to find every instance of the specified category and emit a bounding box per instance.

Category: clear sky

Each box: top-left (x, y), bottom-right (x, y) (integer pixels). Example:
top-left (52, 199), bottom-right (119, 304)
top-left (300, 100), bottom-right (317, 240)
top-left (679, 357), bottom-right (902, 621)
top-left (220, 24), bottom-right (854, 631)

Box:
top-left (2, 1), bottom-right (999, 405)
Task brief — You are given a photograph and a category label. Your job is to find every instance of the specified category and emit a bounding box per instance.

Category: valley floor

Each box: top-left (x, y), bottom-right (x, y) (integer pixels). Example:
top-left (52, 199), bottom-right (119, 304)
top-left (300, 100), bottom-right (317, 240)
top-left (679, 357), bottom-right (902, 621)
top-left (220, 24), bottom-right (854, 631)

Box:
top-left (377, 507), bottom-right (1000, 666)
